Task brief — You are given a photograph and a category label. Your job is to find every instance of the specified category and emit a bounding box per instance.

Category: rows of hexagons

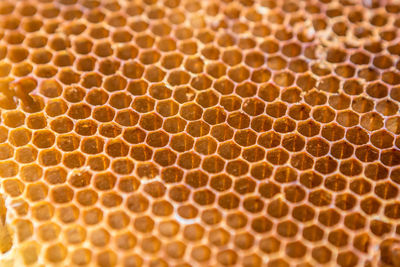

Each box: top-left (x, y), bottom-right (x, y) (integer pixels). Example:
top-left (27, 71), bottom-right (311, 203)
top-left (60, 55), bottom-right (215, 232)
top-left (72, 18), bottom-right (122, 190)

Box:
top-left (0, 0), bottom-right (400, 266)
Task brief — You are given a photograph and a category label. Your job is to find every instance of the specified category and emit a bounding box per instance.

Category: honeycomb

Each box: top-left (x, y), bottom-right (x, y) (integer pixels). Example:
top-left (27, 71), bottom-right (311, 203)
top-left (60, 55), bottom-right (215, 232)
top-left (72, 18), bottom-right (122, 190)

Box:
top-left (0, 0), bottom-right (400, 266)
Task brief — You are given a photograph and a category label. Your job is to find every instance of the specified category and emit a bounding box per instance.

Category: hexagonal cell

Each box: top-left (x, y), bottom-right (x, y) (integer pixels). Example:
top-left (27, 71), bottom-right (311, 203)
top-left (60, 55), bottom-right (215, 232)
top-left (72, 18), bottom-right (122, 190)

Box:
top-left (233, 177), bottom-right (255, 195)
top-left (386, 117), bottom-right (400, 135)
top-left (295, 73), bottom-right (315, 91)
top-left (26, 182), bottom-right (48, 202)
top-left (282, 134), bottom-right (305, 152)
top-left (300, 171), bottom-right (322, 191)
top-left (290, 152), bottom-right (314, 170)
top-left (3, 110), bottom-right (25, 128)
top-left (9, 127), bottom-right (32, 147)
top-left (3, 178), bottom-right (24, 197)
top-left (221, 48), bottom-right (242, 66)
top-left (319, 209), bottom-right (341, 227)
top-left (26, 113), bottom-right (46, 129)
top-left (286, 103), bottom-right (310, 121)
top-left (50, 185), bottom-right (74, 204)
top-left (237, 98), bottom-right (262, 117)
top-left (0, 142), bottom-right (14, 160)
top-left (139, 113), bottom-right (163, 131)
top-left (155, 99), bottom-right (179, 117)
top-left (312, 246), bottom-right (332, 264)
top-left (108, 92), bottom-right (132, 110)
top-left (115, 110), bottom-right (139, 127)
top-left (32, 202), bottom-right (55, 221)
top-left (107, 210), bottom-right (130, 230)
top-left (152, 148), bottom-right (176, 167)
top-left (104, 139), bottom-right (129, 158)
top-left (86, 89), bottom-right (109, 106)
top-left (92, 106), bottom-right (116, 123)
top-left (158, 114), bottom-right (184, 134)
top-left (0, 126), bottom-right (8, 143)
top-left (330, 141), bottom-right (354, 159)
top-left (174, 151), bottom-right (199, 170)
top-left (56, 133), bottom-right (80, 152)
top-left (267, 199), bottom-right (289, 218)
top-left (281, 87), bottom-right (302, 104)
top-left (0, 160), bottom-right (18, 178)
top-left (178, 103), bottom-right (203, 122)
top-left (321, 123), bottom-right (345, 141)
top-left (129, 144), bottom-right (152, 161)
top-left (273, 117), bottom-right (296, 133)
top-left (293, 121), bottom-right (317, 139)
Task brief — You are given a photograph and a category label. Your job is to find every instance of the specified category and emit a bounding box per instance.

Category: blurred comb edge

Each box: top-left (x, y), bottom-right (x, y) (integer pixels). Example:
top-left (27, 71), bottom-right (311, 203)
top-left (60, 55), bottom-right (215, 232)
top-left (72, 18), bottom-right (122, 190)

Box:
top-left (0, 195), bottom-right (13, 254)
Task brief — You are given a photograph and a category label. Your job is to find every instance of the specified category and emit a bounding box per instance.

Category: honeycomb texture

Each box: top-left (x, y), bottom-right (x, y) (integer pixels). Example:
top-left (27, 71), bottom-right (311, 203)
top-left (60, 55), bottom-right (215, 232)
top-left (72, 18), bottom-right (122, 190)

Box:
top-left (0, 0), bottom-right (400, 266)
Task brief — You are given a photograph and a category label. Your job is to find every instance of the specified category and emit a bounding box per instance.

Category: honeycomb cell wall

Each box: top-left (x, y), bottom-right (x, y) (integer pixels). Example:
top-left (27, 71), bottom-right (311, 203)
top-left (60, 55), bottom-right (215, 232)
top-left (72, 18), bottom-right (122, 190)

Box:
top-left (0, 0), bottom-right (400, 266)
